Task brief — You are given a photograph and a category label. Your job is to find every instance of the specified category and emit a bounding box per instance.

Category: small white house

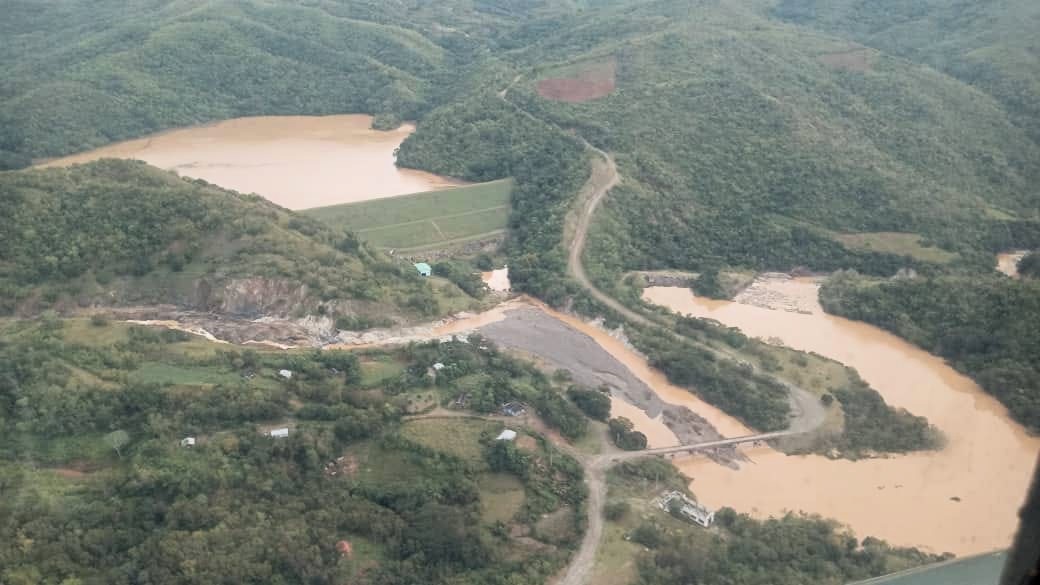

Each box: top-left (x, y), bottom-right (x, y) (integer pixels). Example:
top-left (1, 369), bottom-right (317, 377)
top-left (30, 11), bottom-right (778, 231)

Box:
top-left (495, 429), bottom-right (518, 441)
top-left (278, 369), bottom-right (293, 380)
top-left (269, 427), bottom-right (290, 438)
top-left (180, 437), bottom-right (196, 447)
top-left (432, 362), bottom-right (446, 371)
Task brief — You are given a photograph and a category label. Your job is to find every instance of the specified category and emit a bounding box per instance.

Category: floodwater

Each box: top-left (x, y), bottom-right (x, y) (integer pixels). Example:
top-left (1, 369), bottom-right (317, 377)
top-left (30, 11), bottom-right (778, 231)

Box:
top-left (38, 115), bottom-right (463, 210)
top-left (643, 282), bottom-right (1040, 555)
top-left (482, 267), bottom-right (512, 292)
top-left (609, 397), bottom-right (680, 449)
top-left (996, 251), bottom-right (1028, 277)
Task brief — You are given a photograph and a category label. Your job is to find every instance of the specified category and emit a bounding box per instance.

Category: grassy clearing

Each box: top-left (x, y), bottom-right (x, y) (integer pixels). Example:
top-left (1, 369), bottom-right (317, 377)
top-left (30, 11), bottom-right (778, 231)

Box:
top-left (397, 389), bottom-right (440, 414)
top-left (4, 463), bottom-right (94, 508)
top-left (478, 472), bottom-right (526, 523)
top-left (16, 433), bottom-right (114, 466)
top-left (834, 232), bottom-right (958, 264)
top-left (360, 357), bottom-right (406, 386)
top-left (593, 522), bottom-right (644, 585)
top-left (301, 179), bottom-right (513, 249)
top-left (348, 442), bottom-right (426, 484)
top-left (128, 362), bottom-right (275, 388)
top-left (572, 420), bottom-right (606, 455)
top-left (427, 277), bottom-right (482, 313)
top-left (399, 417), bottom-right (500, 465)
top-left (61, 319), bottom-right (228, 360)
top-left (533, 506), bottom-right (579, 544)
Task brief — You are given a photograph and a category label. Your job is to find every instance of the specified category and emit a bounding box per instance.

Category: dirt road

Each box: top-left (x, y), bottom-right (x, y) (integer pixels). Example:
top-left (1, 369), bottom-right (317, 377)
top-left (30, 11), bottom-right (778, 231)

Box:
top-left (497, 87), bottom-right (824, 584)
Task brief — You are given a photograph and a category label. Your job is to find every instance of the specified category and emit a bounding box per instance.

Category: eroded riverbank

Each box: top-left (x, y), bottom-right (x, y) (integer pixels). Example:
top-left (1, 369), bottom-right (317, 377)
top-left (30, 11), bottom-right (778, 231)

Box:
top-left (644, 280), bottom-right (1040, 555)
top-left (38, 115), bottom-right (463, 209)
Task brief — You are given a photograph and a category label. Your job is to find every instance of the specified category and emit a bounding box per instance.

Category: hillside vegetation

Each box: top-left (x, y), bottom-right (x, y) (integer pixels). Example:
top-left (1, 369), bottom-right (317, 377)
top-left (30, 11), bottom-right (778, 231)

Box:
top-left (0, 160), bottom-right (466, 321)
top-left (496, 0), bottom-right (1039, 285)
top-left (773, 0), bottom-right (1040, 146)
top-left (0, 319), bottom-right (588, 584)
top-left (0, 0), bottom-right (447, 166)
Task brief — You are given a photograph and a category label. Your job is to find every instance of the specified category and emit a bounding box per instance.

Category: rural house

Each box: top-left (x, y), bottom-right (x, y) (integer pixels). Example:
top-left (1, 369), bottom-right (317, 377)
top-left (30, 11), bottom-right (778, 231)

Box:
top-left (657, 490), bottom-right (715, 528)
top-left (414, 262), bottom-right (432, 277)
top-left (501, 402), bottom-right (526, 417)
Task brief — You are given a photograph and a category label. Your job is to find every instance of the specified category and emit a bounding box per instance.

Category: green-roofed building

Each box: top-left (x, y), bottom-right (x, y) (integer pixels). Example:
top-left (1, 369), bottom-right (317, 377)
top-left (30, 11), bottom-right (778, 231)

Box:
top-left (846, 552), bottom-right (1005, 585)
top-left (414, 262), bottom-right (432, 277)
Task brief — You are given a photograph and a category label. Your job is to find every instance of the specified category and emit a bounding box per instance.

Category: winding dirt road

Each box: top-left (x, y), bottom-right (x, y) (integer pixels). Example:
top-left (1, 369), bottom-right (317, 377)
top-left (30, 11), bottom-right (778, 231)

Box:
top-left (498, 79), bottom-right (825, 585)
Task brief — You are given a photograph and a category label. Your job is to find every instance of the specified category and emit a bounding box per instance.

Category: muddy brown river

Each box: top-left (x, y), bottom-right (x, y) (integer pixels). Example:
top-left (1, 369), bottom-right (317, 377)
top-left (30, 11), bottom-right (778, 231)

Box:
top-left (643, 282), bottom-right (1040, 555)
top-left (38, 115), bottom-right (463, 209)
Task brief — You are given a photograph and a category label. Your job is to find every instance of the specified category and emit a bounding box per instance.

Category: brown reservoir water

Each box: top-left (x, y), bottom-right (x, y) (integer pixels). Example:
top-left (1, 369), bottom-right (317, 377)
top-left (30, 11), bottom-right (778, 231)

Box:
top-left (38, 115), bottom-right (463, 210)
top-left (643, 283), bottom-right (1040, 555)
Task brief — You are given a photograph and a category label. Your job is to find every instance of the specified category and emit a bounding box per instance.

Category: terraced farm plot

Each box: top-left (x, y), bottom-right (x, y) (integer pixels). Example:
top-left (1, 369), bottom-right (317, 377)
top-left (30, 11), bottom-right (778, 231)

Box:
top-left (301, 179), bottom-right (513, 250)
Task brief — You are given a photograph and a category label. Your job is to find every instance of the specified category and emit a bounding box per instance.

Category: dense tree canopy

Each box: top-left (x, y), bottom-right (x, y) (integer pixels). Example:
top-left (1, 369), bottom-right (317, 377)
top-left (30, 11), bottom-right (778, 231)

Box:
top-left (0, 161), bottom-right (460, 321)
top-left (0, 320), bottom-right (587, 585)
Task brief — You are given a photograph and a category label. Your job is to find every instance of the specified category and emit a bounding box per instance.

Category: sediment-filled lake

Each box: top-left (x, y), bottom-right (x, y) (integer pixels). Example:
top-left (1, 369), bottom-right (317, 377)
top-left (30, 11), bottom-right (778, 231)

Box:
top-left (38, 115), bottom-right (463, 209)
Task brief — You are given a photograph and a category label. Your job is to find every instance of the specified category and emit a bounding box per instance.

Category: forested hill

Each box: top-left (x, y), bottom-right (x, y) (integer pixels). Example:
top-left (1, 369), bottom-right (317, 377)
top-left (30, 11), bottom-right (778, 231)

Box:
top-left (0, 0), bottom-right (532, 167)
top-left (0, 160), bottom-right (456, 321)
top-left (486, 0), bottom-right (1040, 286)
top-left (3, 0), bottom-right (1038, 291)
top-left (772, 0), bottom-right (1040, 147)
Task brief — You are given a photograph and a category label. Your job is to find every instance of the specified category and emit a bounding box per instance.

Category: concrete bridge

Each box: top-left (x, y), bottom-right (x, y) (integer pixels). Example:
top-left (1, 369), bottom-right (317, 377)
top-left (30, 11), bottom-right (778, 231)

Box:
top-left (598, 430), bottom-right (792, 464)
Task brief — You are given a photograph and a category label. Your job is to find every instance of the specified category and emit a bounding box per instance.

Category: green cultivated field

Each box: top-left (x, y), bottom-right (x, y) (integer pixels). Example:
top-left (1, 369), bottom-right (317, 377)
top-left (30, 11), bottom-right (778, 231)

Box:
top-left (302, 179), bottom-right (513, 250)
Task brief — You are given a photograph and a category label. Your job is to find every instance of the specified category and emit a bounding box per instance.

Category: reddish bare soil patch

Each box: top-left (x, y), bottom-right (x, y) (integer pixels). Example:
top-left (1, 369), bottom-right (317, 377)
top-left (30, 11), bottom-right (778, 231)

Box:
top-left (51, 468), bottom-right (89, 479)
top-left (537, 60), bottom-right (617, 103)
top-left (516, 434), bottom-right (538, 452)
top-left (818, 49), bottom-right (872, 72)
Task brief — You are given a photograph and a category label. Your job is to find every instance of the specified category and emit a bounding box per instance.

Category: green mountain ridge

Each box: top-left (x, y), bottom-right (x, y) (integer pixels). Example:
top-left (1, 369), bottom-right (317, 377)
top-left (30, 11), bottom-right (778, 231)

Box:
top-left (772, 0), bottom-right (1040, 146)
